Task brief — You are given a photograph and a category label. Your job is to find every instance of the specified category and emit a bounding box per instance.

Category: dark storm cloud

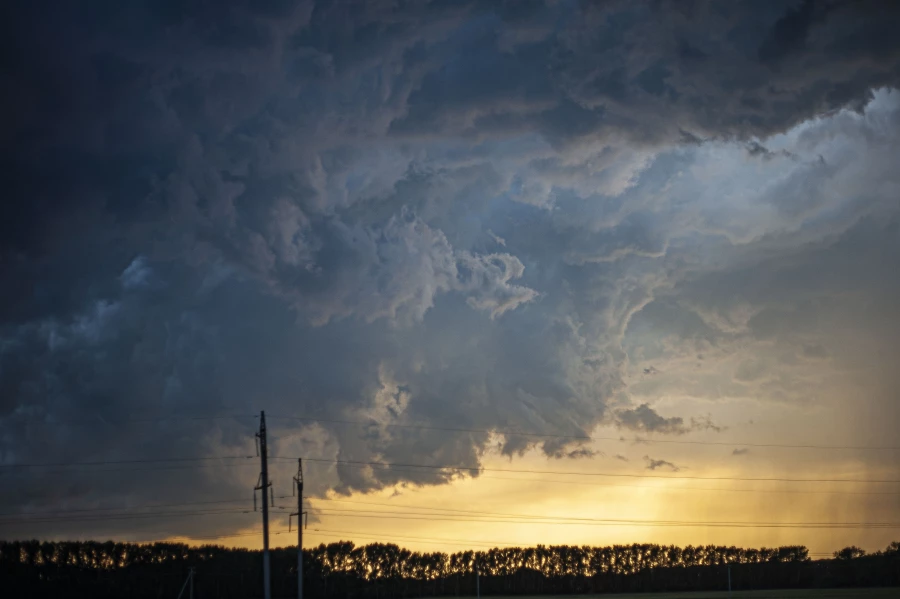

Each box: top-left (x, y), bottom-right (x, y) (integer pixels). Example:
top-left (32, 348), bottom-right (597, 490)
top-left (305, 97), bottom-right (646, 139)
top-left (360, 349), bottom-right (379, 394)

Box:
top-left (2, 0), bottom-right (899, 539)
top-left (390, 0), bottom-right (900, 144)
top-left (757, 0), bottom-right (818, 65)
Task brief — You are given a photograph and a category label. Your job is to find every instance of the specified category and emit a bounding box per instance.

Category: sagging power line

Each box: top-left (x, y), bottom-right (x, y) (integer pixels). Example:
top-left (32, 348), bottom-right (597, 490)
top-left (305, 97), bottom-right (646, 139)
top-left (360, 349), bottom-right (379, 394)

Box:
top-left (303, 509), bottom-right (899, 530)
top-left (15, 411), bottom-right (897, 452)
top-left (0, 508), bottom-right (256, 526)
top-left (4, 498), bottom-right (896, 531)
top-left (0, 497), bottom-right (252, 518)
top-left (306, 497), bottom-right (900, 524)
top-left (274, 456), bottom-right (900, 485)
top-left (297, 462), bottom-right (900, 495)
top-left (0, 456), bottom-right (255, 468)
top-left (265, 414), bottom-right (900, 451)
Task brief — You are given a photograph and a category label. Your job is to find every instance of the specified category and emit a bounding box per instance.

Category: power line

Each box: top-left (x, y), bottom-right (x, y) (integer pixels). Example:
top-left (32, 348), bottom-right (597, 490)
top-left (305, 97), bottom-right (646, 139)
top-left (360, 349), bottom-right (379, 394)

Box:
top-left (0, 463), bottom-right (263, 476)
top-left (318, 508), bottom-right (900, 527)
top-left (16, 411), bottom-right (897, 452)
top-left (307, 497), bottom-right (897, 525)
top-left (11, 414), bottom-right (258, 425)
top-left (266, 415), bottom-right (900, 451)
top-left (0, 497), bottom-right (251, 518)
top-left (296, 463), bottom-right (899, 495)
top-left (0, 456), bottom-right (255, 469)
top-left (307, 509), bottom-right (898, 529)
top-left (309, 498), bottom-right (651, 522)
top-left (308, 506), bottom-right (900, 528)
top-left (0, 508), bottom-right (257, 526)
top-left (8, 497), bottom-right (890, 530)
top-left (105, 415), bottom-right (256, 423)
top-left (277, 457), bottom-right (900, 485)
top-left (6, 458), bottom-right (895, 493)
top-left (454, 472), bottom-right (900, 494)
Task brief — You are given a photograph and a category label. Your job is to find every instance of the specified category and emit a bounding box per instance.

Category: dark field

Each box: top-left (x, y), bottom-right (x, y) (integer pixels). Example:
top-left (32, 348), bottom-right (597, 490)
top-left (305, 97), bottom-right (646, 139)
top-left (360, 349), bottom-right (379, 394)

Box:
top-left (452, 590), bottom-right (900, 599)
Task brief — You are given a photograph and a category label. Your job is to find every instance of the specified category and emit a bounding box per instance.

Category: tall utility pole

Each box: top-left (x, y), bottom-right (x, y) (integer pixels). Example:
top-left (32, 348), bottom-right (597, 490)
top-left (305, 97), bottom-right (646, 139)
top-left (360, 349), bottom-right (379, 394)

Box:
top-left (291, 459), bottom-right (307, 599)
top-left (255, 411), bottom-right (272, 599)
top-left (176, 567), bottom-right (194, 599)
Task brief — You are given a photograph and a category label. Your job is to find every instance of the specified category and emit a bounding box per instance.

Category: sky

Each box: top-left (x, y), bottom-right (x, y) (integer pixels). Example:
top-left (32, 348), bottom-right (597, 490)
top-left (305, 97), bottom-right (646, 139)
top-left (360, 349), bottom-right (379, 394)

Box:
top-left (1, 0), bottom-right (899, 557)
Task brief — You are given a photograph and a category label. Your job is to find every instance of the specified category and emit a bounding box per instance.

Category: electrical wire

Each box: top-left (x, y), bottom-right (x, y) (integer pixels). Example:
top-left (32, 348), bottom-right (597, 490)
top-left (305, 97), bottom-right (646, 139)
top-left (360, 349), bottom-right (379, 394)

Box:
top-left (292, 496), bottom-right (900, 529)
top-left (307, 509), bottom-right (899, 529)
top-left (276, 456), bottom-right (900, 485)
top-left (15, 412), bottom-right (897, 452)
top-left (0, 497), bottom-right (252, 518)
top-left (11, 414), bottom-right (258, 425)
top-left (0, 508), bottom-right (258, 526)
top-left (296, 462), bottom-right (900, 495)
top-left (0, 456), bottom-right (255, 468)
top-left (266, 415), bottom-right (900, 451)
top-left (0, 462), bottom-right (262, 476)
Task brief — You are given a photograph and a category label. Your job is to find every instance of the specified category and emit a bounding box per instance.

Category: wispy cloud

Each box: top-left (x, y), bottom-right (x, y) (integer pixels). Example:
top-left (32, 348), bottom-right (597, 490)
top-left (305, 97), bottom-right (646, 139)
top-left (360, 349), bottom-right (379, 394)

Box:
top-left (643, 456), bottom-right (683, 472)
top-left (616, 404), bottom-right (725, 435)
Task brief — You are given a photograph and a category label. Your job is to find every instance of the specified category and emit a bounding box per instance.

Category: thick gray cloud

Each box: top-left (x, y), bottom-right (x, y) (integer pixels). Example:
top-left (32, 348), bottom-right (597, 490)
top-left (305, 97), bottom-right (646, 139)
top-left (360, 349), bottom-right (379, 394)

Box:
top-left (2, 0), bottom-right (899, 540)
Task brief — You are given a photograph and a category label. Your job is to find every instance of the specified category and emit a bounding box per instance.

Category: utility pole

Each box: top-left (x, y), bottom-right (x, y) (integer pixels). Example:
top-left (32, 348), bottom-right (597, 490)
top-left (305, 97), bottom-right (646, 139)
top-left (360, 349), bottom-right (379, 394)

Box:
top-left (176, 567), bottom-right (195, 599)
top-left (291, 459), bottom-right (307, 599)
top-left (255, 411), bottom-right (273, 599)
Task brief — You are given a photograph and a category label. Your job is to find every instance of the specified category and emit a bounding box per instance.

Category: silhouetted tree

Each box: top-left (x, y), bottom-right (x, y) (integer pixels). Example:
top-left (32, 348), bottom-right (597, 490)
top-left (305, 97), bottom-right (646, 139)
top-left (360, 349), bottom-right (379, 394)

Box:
top-left (834, 545), bottom-right (867, 560)
top-left (2, 538), bottom-right (898, 598)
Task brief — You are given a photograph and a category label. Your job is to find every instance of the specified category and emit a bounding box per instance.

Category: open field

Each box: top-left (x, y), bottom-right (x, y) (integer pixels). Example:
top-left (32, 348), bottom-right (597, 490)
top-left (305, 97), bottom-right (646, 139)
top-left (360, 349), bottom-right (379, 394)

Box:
top-left (450, 590), bottom-right (900, 599)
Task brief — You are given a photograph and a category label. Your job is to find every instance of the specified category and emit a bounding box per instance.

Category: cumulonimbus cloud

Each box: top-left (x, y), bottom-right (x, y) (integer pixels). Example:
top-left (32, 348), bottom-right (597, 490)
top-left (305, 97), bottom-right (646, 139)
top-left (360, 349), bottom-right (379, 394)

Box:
top-left (1, 0), bottom-right (898, 540)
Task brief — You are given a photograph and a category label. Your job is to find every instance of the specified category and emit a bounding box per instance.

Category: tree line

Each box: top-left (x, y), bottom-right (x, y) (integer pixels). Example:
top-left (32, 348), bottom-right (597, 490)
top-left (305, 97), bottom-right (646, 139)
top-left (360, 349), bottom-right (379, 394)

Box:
top-left (2, 538), bottom-right (898, 598)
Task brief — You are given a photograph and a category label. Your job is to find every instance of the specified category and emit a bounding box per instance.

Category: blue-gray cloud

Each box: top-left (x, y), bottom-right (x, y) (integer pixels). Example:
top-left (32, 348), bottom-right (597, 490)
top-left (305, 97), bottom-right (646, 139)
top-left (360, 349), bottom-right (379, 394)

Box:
top-left (2, 0), bottom-right (899, 540)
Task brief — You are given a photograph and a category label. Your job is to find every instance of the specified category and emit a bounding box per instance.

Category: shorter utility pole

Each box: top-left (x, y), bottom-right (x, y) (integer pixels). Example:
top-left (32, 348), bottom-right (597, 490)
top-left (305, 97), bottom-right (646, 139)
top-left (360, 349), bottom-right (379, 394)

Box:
top-left (291, 459), bottom-right (308, 599)
top-left (728, 564), bottom-right (732, 596)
